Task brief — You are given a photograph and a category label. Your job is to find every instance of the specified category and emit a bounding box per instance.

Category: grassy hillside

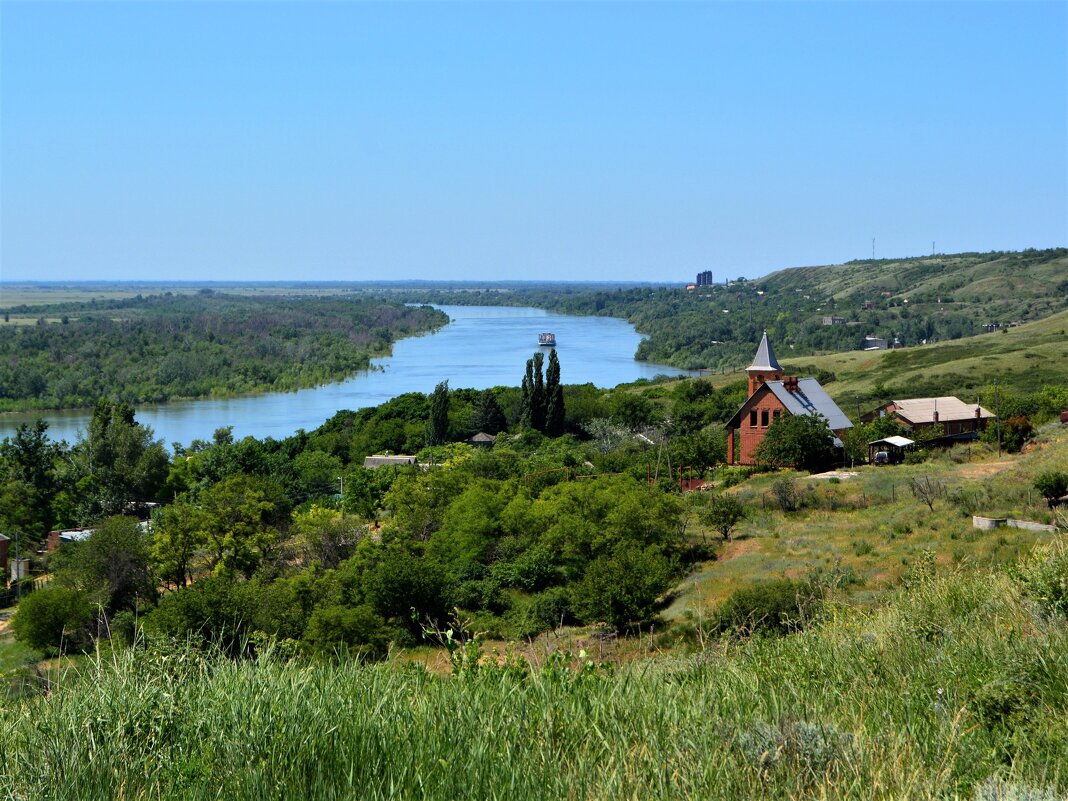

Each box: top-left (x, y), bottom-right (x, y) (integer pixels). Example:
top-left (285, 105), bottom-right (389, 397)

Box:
top-left (667, 421), bottom-right (1068, 622)
top-left (679, 308), bottom-right (1068, 411)
top-left (763, 248), bottom-right (1068, 325)
top-left (783, 308), bottom-right (1068, 410)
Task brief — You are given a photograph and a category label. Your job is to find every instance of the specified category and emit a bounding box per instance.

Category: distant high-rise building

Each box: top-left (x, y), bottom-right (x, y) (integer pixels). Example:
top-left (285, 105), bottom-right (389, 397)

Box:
top-left (696, 270), bottom-right (714, 286)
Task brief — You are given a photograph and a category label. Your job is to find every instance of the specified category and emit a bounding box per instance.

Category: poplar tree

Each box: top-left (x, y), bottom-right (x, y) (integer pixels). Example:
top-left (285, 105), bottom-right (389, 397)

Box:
top-left (427, 380), bottom-right (450, 446)
top-left (544, 349), bottom-right (565, 437)
top-left (530, 352), bottom-right (546, 432)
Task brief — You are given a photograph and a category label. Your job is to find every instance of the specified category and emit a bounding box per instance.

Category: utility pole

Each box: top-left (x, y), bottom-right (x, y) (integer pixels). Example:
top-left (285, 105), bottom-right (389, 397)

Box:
top-left (337, 475), bottom-right (345, 518)
top-left (994, 383), bottom-right (1002, 458)
top-left (872, 237), bottom-right (875, 260)
top-left (14, 530), bottom-right (20, 600)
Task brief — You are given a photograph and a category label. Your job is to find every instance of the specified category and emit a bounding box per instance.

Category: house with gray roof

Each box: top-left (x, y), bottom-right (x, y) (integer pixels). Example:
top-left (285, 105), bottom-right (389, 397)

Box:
top-left (725, 331), bottom-right (852, 466)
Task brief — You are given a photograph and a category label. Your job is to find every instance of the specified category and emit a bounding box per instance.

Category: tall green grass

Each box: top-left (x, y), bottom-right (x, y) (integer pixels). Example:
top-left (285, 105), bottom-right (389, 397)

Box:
top-left (2, 569), bottom-right (1066, 800)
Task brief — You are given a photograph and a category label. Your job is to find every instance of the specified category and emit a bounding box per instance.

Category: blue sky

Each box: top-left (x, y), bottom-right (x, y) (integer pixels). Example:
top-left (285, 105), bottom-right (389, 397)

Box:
top-left (2, 1), bottom-right (1065, 283)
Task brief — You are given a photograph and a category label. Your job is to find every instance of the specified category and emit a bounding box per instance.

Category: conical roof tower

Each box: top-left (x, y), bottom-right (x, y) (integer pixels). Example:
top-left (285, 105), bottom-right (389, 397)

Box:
top-left (746, 330), bottom-right (783, 394)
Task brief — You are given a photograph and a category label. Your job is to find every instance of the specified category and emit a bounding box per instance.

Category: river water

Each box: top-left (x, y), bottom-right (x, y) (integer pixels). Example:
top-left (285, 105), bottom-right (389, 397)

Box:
top-left (0, 305), bottom-right (691, 448)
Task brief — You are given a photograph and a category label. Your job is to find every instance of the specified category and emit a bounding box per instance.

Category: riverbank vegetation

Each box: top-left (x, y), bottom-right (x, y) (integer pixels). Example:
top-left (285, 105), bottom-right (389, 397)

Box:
top-left (0, 293), bottom-right (446, 411)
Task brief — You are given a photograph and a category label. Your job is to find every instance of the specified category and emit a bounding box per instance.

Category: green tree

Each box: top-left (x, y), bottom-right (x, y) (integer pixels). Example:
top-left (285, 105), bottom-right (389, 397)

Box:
top-left (292, 450), bottom-right (344, 501)
top-left (292, 505), bottom-right (362, 569)
top-left (754, 413), bottom-right (837, 472)
top-left (1034, 472), bottom-right (1068, 509)
top-left (198, 474), bottom-right (290, 578)
top-left (53, 515), bottom-right (154, 614)
top-left (152, 498), bottom-right (208, 589)
top-left (302, 604), bottom-right (390, 660)
top-left (530, 352), bottom-right (546, 432)
top-left (470, 389), bottom-right (507, 435)
top-left (427, 380), bottom-right (450, 446)
top-left (11, 585), bottom-right (93, 654)
top-left (520, 352), bottom-right (548, 432)
top-left (570, 542), bottom-right (677, 629)
top-left (714, 578), bottom-right (821, 636)
top-left (701, 493), bottom-right (745, 541)
top-left (544, 350), bottom-right (565, 437)
top-left (60, 400), bottom-right (168, 525)
top-left (0, 420), bottom-right (61, 539)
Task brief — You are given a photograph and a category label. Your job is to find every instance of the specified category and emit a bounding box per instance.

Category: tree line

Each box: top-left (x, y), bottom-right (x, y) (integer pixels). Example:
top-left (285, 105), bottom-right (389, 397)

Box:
top-left (0, 294), bottom-right (447, 411)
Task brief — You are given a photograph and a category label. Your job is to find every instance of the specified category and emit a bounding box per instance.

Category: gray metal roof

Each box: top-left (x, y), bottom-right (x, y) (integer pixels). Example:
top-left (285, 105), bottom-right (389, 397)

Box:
top-left (764, 379), bottom-right (854, 431)
top-left (747, 330), bottom-right (782, 372)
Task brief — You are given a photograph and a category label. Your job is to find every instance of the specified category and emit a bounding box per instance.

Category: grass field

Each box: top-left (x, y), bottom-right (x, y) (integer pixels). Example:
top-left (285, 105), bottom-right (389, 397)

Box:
top-left (666, 422), bottom-right (1068, 622)
top-left (2, 560), bottom-right (1066, 800)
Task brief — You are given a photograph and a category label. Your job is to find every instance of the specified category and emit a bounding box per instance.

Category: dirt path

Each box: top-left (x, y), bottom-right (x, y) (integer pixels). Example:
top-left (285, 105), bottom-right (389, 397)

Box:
top-left (955, 461), bottom-right (1013, 480)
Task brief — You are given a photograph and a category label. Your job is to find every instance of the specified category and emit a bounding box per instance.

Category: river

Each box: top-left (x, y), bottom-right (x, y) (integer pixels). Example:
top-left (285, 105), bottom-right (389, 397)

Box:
top-left (0, 305), bottom-right (692, 448)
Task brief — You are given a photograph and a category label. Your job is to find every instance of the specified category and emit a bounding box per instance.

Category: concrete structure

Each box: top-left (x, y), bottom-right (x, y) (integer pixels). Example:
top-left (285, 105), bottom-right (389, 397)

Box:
top-left (363, 455), bottom-right (418, 469)
top-left (822, 316), bottom-right (846, 326)
top-left (862, 336), bottom-right (889, 350)
top-left (696, 270), bottom-right (714, 286)
top-left (862, 397), bottom-right (993, 437)
top-left (0, 533), bottom-right (8, 584)
top-left (724, 332), bottom-right (853, 465)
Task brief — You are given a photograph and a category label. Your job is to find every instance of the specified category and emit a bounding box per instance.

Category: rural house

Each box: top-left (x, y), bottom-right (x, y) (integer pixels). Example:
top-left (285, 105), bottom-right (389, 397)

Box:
top-left (862, 397), bottom-right (993, 439)
top-left (724, 332), bottom-right (853, 465)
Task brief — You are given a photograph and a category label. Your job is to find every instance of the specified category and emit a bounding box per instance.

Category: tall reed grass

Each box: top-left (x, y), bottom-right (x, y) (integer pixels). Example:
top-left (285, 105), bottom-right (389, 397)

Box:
top-left (2, 570), bottom-right (1065, 800)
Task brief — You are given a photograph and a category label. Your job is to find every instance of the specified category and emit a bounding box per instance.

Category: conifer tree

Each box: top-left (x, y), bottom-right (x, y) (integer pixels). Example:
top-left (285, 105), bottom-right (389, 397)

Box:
top-left (470, 389), bottom-right (506, 435)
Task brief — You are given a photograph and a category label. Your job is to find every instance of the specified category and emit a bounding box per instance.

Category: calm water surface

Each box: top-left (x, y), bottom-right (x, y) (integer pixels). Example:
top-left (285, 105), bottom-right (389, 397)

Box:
top-left (0, 306), bottom-right (691, 448)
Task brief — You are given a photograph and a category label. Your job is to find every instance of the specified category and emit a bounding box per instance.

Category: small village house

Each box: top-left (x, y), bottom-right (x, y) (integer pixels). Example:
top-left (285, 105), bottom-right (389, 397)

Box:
top-left (861, 397), bottom-right (993, 439)
top-left (724, 332), bottom-right (853, 466)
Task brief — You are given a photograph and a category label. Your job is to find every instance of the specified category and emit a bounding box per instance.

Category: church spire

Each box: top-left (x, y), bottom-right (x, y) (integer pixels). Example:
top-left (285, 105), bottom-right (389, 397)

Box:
top-left (748, 330), bottom-right (782, 372)
top-left (746, 330), bottom-right (783, 395)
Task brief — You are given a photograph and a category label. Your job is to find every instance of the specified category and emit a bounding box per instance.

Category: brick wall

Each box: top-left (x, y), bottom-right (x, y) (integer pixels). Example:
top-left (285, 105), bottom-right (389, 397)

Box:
top-left (736, 391), bottom-right (788, 465)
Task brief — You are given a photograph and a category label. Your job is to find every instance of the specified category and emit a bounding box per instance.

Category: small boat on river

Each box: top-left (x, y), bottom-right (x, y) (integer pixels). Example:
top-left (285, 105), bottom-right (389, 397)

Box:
top-left (538, 332), bottom-right (556, 347)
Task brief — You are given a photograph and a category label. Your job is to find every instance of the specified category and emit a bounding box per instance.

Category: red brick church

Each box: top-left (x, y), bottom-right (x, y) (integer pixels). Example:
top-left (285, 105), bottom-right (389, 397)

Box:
top-left (725, 332), bottom-right (853, 465)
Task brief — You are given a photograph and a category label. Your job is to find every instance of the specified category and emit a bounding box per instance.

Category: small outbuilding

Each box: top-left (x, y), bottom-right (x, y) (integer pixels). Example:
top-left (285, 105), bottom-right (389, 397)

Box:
top-left (867, 435), bottom-right (915, 465)
top-left (467, 432), bottom-right (496, 447)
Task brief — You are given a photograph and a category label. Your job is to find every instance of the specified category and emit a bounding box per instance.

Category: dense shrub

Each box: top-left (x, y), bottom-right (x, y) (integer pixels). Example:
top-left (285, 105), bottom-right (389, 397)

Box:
top-left (515, 587), bottom-right (573, 638)
top-left (1015, 539), bottom-right (1068, 618)
top-left (713, 579), bottom-right (822, 636)
top-left (1034, 471), bottom-right (1068, 508)
top-left (11, 585), bottom-right (93, 654)
top-left (302, 604), bottom-right (390, 660)
top-left (570, 543), bottom-right (678, 629)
